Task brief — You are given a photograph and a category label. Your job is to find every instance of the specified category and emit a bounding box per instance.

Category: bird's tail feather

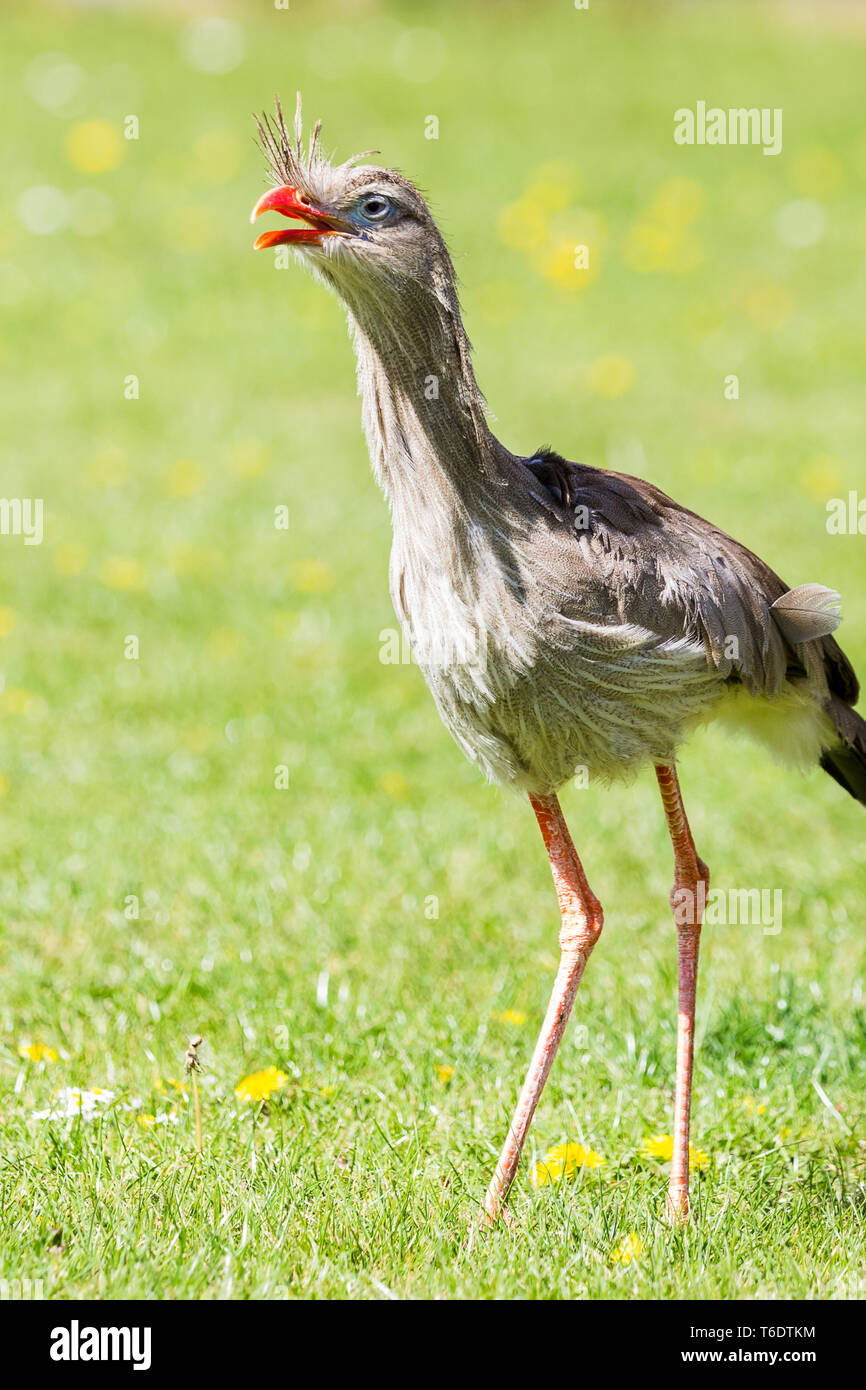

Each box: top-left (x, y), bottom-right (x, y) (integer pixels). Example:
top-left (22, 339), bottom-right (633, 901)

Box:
top-left (821, 697), bottom-right (866, 807)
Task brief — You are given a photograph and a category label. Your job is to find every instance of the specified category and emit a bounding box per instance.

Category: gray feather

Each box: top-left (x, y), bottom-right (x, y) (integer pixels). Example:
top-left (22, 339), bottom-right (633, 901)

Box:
top-left (770, 584), bottom-right (842, 643)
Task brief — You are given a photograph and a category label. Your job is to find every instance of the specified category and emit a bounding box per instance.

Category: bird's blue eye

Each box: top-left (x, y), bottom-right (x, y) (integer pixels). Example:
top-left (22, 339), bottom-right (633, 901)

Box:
top-left (354, 193), bottom-right (395, 225)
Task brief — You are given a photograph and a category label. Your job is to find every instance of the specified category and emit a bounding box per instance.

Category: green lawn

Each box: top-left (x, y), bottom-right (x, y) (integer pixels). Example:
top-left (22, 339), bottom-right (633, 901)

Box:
top-left (1, 0), bottom-right (865, 1299)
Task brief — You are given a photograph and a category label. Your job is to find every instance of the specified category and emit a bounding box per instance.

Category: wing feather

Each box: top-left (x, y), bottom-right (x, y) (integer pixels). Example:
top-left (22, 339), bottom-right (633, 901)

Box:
top-left (524, 450), bottom-right (855, 707)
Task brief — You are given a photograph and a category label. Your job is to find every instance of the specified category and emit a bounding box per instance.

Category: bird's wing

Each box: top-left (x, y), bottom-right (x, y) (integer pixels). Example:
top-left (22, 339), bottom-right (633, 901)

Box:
top-left (524, 450), bottom-right (856, 704)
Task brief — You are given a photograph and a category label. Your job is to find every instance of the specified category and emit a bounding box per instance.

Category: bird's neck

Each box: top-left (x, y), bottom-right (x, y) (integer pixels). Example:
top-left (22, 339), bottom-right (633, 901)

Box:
top-left (343, 286), bottom-right (508, 520)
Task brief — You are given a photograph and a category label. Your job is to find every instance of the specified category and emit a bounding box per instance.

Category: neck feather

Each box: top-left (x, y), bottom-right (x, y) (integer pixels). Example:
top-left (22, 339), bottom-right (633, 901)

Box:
top-left (335, 271), bottom-right (508, 517)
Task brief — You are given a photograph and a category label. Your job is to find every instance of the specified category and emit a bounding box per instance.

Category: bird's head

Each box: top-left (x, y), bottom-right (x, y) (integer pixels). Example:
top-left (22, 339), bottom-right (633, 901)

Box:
top-left (250, 96), bottom-right (456, 314)
top-left (250, 96), bottom-right (491, 456)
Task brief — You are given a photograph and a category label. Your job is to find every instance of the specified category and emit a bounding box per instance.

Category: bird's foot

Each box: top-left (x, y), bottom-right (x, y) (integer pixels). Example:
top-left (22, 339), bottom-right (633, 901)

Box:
top-left (664, 1185), bottom-right (690, 1227)
top-left (467, 1200), bottom-right (514, 1251)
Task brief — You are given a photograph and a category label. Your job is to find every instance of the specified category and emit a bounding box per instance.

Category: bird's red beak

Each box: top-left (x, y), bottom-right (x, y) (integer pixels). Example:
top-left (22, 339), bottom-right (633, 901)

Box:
top-left (250, 184), bottom-right (343, 249)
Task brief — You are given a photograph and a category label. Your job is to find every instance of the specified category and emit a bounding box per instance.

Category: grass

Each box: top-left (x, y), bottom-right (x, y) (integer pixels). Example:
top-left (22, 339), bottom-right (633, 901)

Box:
top-left (1, 0), bottom-right (865, 1299)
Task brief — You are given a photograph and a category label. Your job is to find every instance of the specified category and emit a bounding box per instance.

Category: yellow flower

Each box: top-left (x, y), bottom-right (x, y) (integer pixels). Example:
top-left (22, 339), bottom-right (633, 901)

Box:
top-left (167, 544), bottom-right (223, 582)
top-left (234, 1066), bottom-right (288, 1103)
top-left (588, 354), bottom-right (635, 399)
top-left (623, 222), bottom-right (678, 274)
top-left (207, 627), bottom-right (243, 659)
top-left (641, 1133), bottom-right (709, 1170)
top-left (497, 198), bottom-right (550, 253)
top-left (799, 455), bottom-right (844, 501)
top-left (54, 542), bottom-right (89, 577)
top-left (531, 1140), bottom-right (606, 1187)
top-left (623, 179), bottom-right (703, 275)
top-left (165, 458), bottom-right (205, 498)
top-left (138, 1109), bottom-right (179, 1129)
top-left (228, 440), bottom-right (270, 479)
top-left (181, 726), bottom-right (211, 755)
top-left (525, 163), bottom-right (577, 214)
top-left (642, 1133), bottom-right (675, 1160)
top-left (318, 1084), bottom-right (336, 1097)
top-left (100, 556), bottom-right (147, 591)
top-left (163, 1079), bottom-right (188, 1103)
top-left (18, 1042), bottom-right (58, 1063)
top-left (743, 1097), bottom-right (767, 1116)
top-left (2, 688), bottom-right (44, 716)
top-left (611, 1230), bottom-right (643, 1265)
top-left (380, 769), bottom-right (409, 799)
top-left (88, 447), bottom-right (127, 488)
top-left (66, 120), bottom-right (124, 174)
top-left (434, 1064), bottom-right (455, 1084)
top-left (648, 177), bottom-right (704, 230)
top-left (153, 1077), bottom-right (188, 1105)
top-left (493, 1009), bottom-right (526, 1026)
top-left (292, 559), bottom-right (335, 594)
top-left (535, 236), bottom-right (599, 291)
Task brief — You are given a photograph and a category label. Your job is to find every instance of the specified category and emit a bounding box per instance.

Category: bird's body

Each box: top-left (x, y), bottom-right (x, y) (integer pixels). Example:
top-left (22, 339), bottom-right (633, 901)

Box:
top-left (250, 98), bottom-right (866, 1227)
top-left (389, 445), bottom-right (852, 795)
top-left (365, 341), bottom-right (853, 795)
top-left (395, 452), bottom-right (725, 792)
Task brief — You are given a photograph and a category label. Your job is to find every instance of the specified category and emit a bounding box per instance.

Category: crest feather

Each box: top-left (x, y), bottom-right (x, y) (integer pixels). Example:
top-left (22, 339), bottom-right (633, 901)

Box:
top-left (254, 92), bottom-right (379, 192)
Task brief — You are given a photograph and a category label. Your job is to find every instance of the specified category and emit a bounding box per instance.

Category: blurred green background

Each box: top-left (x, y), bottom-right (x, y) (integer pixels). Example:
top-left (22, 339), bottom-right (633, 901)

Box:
top-left (0, 0), bottom-right (864, 1299)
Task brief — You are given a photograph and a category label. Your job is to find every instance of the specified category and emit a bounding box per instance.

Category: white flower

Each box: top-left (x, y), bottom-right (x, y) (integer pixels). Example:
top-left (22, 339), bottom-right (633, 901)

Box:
top-left (32, 1087), bottom-right (140, 1121)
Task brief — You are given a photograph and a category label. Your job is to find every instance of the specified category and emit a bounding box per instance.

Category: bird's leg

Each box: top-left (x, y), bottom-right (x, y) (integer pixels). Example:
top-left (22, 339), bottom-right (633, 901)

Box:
top-left (654, 762), bottom-right (710, 1224)
top-left (481, 793), bottom-right (603, 1227)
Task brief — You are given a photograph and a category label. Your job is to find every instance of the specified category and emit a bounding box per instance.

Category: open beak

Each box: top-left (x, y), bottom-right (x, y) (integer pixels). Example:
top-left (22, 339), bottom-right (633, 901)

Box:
top-left (250, 184), bottom-right (349, 249)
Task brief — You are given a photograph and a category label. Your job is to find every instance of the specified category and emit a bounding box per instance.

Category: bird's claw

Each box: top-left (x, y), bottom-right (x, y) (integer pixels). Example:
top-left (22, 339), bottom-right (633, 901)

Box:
top-left (467, 1200), bottom-right (515, 1251)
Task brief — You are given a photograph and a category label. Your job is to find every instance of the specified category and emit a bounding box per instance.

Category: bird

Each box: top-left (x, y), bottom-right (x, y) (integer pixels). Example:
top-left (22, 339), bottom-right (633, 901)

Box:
top-left (249, 96), bottom-right (866, 1229)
